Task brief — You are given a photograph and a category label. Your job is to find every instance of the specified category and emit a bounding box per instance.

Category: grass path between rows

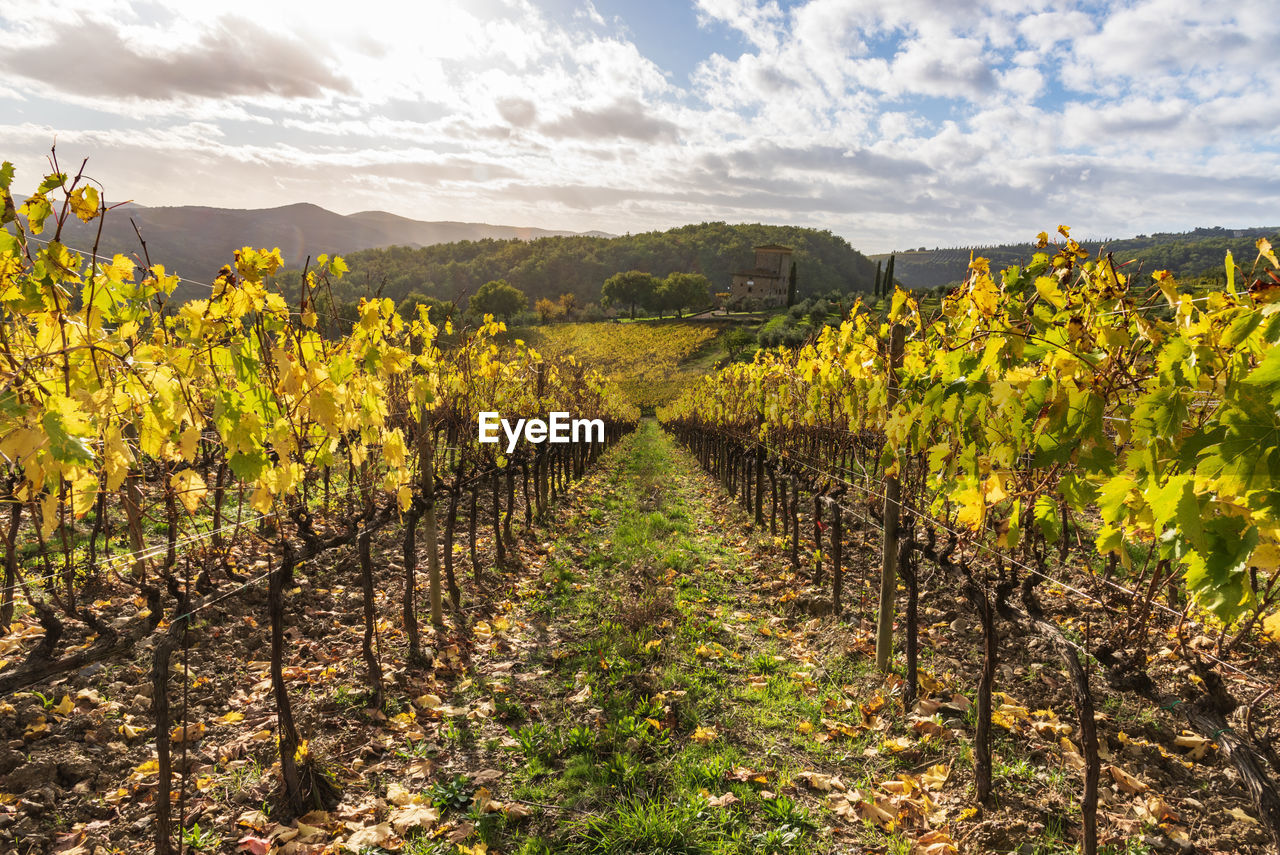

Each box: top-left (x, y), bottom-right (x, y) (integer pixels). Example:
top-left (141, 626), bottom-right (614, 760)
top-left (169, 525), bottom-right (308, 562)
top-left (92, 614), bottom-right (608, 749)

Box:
top-left (421, 421), bottom-right (967, 855)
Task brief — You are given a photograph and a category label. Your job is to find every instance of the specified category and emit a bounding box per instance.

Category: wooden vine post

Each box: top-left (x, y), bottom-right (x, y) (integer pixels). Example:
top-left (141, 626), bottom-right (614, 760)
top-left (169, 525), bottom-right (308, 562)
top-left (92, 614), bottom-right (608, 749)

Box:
top-left (357, 526), bottom-right (383, 710)
top-left (269, 548), bottom-right (305, 817)
top-left (830, 494), bottom-right (843, 616)
top-left (152, 635), bottom-right (176, 855)
top-left (900, 516), bottom-right (918, 709)
top-left (875, 323), bottom-right (906, 673)
top-left (754, 445), bottom-right (766, 527)
top-left (425, 485), bottom-right (444, 628)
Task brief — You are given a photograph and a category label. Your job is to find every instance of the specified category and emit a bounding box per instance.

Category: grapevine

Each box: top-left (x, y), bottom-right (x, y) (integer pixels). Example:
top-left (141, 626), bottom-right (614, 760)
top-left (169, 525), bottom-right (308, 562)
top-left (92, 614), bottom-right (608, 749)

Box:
top-left (0, 159), bottom-right (636, 850)
top-left (660, 227), bottom-right (1280, 849)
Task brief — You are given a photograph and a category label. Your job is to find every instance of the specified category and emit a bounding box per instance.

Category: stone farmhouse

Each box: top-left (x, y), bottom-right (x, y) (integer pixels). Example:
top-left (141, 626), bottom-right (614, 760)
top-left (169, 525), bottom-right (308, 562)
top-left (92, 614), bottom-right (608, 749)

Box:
top-left (728, 245), bottom-right (792, 309)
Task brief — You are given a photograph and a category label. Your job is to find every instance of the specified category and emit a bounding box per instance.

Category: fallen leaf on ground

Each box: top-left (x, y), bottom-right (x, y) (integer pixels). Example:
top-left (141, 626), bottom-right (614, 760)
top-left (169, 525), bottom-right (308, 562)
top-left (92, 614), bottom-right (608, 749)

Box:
top-left (390, 804), bottom-right (440, 834)
top-left (473, 787), bottom-right (503, 813)
top-left (921, 764), bottom-right (949, 790)
top-left (447, 821), bottom-right (475, 843)
top-left (237, 836), bottom-right (271, 855)
top-left (914, 829), bottom-right (958, 855)
top-left (914, 698), bottom-right (942, 715)
top-left (1174, 732), bottom-right (1211, 760)
top-left (237, 809), bottom-right (269, 830)
top-left (797, 771), bottom-right (845, 792)
top-left (294, 821), bottom-right (326, 843)
top-left (414, 694), bottom-right (444, 711)
top-left (1230, 806), bottom-right (1259, 825)
top-left (1133, 795), bottom-right (1179, 824)
top-left (343, 822), bottom-right (394, 849)
top-left (1107, 764), bottom-right (1149, 794)
top-left (850, 790), bottom-right (896, 829)
top-left (405, 759), bottom-right (434, 780)
top-left (1060, 737), bottom-right (1087, 771)
top-left (170, 722), bottom-right (206, 743)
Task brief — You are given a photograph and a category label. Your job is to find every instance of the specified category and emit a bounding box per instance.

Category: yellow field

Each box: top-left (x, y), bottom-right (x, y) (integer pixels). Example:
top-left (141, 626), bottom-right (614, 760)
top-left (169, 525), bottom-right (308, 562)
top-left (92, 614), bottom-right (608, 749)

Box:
top-left (519, 321), bottom-right (723, 411)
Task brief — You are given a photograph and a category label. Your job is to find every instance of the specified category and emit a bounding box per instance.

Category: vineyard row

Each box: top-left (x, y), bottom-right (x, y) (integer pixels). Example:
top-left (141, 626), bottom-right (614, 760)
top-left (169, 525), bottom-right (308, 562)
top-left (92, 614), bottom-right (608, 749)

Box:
top-left (0, 161), bottom-right (639, 851)
top-left (658, 232), bottom-right (1280, 852)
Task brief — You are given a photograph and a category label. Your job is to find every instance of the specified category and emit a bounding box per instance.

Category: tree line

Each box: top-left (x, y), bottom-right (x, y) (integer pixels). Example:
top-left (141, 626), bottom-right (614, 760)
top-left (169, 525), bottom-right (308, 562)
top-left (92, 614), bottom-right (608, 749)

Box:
top-left (364, 270), bottom-right (714, 329)
top-left (301, 221), bottom-right (876, 316)
top-left (881, 226), bottom-right (1280, 290)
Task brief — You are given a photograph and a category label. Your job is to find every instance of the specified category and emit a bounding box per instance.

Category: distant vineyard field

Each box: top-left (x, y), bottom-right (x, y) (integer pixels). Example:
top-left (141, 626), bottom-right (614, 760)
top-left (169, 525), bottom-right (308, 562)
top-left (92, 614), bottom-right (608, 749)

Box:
top-left (518, 321), bottom-right (726, 412)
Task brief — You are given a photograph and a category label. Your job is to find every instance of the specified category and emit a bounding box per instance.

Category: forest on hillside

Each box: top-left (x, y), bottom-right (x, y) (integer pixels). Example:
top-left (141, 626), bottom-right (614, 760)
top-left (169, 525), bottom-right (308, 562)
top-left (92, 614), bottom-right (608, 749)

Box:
top-left (879, 226), bottom-right (1280, 289)
top-left (309, 222), bottom-right (877, 310)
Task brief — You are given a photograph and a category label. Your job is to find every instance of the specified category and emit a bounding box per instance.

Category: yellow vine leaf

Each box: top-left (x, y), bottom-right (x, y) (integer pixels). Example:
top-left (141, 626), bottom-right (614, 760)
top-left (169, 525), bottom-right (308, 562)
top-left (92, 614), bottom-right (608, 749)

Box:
top-left (171, 469), bottom-right (207, 513)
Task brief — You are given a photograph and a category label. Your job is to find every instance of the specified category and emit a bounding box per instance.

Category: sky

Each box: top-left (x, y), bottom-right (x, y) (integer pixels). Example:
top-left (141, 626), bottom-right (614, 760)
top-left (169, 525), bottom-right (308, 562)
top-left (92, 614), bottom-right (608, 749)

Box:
top-left (0, 0), bottom-right (1277, 254)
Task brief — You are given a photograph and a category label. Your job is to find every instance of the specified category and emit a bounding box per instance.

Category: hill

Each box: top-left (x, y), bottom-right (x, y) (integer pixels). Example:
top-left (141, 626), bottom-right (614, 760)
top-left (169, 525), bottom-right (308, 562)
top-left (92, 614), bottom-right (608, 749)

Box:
top-left (45, 201), bottom-right (597, 298)
top-left (327, 222), bottom-right (878, 310)
top-left (874, 226), bottom-right (1280, 290)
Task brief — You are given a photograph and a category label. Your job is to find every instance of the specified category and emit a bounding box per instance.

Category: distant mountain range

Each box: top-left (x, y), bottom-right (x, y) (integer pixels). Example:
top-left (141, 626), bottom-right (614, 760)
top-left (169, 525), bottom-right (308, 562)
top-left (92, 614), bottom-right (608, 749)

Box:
top-left (48, 201), bottom-right (610, 286)
top-left (871, 226), bottom-right (1280, 290)
top-left (36, 199), bottom-right (1275, 301)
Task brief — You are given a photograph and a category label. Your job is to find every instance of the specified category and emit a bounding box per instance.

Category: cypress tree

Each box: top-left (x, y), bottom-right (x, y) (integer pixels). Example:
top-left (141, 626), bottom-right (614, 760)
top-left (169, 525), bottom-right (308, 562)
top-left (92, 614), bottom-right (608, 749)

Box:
top-left (873, 260), bottom-right (882, 297)
top-left (786, 260), bottom-right (798, 307)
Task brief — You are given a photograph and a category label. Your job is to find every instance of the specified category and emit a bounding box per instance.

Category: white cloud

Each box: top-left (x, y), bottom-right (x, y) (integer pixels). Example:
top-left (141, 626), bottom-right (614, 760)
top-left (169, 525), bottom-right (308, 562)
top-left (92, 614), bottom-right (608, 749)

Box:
top-left (1059, 0), bottom-right (1280, 97)
top-left (1015, 10), bottom-right (1095, 48)
top-left (694, 0), bottom-right (786, 51)
top-left (579, 1), bottom-right (606, 27)
top-left (1, 0), bottom-right (1275, 253)
top-left (0, 16), bottom-right (352, 100)
top-left (887, 35), bottom-right (997, 99)
top-left (998, 66), bottom-right (1045, 102)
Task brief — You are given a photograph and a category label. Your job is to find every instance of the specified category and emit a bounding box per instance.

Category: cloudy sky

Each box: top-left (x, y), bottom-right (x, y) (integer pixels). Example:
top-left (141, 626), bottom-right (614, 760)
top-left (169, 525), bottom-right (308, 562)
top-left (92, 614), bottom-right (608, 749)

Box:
top-left (1, 0), bottom-right (1276, 253)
